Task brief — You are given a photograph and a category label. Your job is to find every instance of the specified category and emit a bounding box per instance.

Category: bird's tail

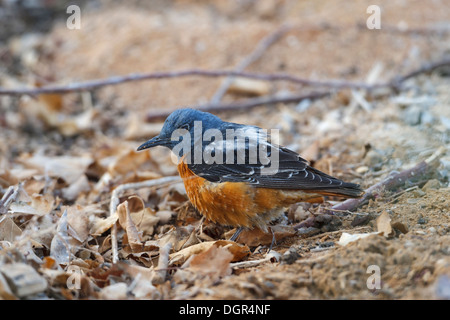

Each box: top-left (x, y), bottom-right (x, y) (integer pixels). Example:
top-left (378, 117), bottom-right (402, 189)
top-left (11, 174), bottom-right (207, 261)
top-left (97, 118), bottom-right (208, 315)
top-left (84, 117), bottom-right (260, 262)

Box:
top-left (309, 182), bottom-right (365, 199)
top-left (302, 166), bottom-right (365, 199)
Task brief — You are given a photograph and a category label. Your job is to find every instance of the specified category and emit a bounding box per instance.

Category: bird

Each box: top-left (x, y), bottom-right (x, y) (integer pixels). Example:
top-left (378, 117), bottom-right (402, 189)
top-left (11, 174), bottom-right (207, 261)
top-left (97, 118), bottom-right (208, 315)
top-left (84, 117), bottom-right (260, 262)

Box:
top-left (137, 108), bottom-right (364, 242)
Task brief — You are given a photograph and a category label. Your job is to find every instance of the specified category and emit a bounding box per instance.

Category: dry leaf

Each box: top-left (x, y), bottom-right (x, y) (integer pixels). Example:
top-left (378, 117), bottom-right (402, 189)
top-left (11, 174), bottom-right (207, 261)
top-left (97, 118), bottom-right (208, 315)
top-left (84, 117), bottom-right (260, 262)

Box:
top-left (0, 169), bottom-right (18, 187)
top-left (188, 245), bottom-right (233, 280)
top-left (127, 196), bottom-right (160, 237)
top-left (9, 193), bottom-right (55, 216)
top-left (0, 272), bottom-right (16, 300)
top-left (90, 213), bottom-right (118, 236)
top-left (57, 108), bottom-right (98, 137)
top-left (337, 232), bottom-right (378, 246)
top-left (169, 240), bottom-right (250, 265)
top-left (124, 114), bottom-right (163, 139)
top-left (0, 216), bottom-right (22, 242)
top-left (227, 77), bottom-right (271, 96)
top-left (66, 205), bottom-right (90, 243)
top-left (99, 283), bottom-right (128, 300)
top-left (22, 177), bottom-right (47, 195)
top-left (50, 210), bottom-right (73, 265)
top-left (120, 263), bottom-right (160, 299)
top-left (62, 175), bottom-right (91, 201)
top-left (391, 221), bottom-right (409, 234)
top-left (235, 225), bottom-right (296, 247)
top-left (302, 140), bottom-right (320, 163)
top-left (18, 154), bottom-right (93, 185)
top-left (117, 201), bottom-right (143, 252)
top-left (107, 149), bottom-right (151, 176)
top-left (377, 211), bottom-right (393, 237)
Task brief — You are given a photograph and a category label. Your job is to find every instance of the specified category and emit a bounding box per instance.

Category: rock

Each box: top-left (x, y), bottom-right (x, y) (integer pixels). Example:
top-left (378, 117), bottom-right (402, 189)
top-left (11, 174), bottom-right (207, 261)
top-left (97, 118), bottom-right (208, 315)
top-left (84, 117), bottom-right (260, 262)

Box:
top-left (422, 179), bottom-right (441, 191)
top-left (281, 247), bottom-right (301, 265)
top-left (0, 263), bottom-right (47, 298)
top-left (403, 105), bottom-right (422, 126)
top-left (417, 217), bottom-right (428, 225)
top-left (435, 275), bottom-right (450, 299)
top-left (364, 149), bottom-right (384, 167)
top-left (356, 166), bottom-right (369, 174)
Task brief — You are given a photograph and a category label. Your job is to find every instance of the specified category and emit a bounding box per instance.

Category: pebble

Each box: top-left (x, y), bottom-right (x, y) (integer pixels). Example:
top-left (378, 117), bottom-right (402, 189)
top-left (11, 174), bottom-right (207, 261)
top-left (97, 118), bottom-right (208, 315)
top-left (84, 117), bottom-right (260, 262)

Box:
top-left (435, 275), bottom-right (450, 299)
top-left (417, 217), bottom-right (428, 225)
top-left (364, 149), bottom-right (384, 166)
top-left (356, 166), bottom-right (369, 174)
top-left (422, 179), bottom-right (442, 191)
top-left (427, 227), bottom-right (437, 234)
top-left (403, 105), bottom-right (422, 126)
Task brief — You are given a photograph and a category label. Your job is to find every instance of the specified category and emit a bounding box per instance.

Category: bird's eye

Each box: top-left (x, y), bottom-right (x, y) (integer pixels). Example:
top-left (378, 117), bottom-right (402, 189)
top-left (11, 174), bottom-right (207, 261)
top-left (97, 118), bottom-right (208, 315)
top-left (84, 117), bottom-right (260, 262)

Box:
top-left (180, 124), bottom-right (190, 130)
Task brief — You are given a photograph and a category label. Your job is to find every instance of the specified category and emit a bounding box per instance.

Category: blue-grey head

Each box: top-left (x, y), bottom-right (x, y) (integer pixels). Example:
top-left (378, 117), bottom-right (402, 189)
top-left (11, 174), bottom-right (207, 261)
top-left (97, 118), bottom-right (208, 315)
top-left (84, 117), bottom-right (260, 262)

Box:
top-left (137, 108), bottom-right (224, 152)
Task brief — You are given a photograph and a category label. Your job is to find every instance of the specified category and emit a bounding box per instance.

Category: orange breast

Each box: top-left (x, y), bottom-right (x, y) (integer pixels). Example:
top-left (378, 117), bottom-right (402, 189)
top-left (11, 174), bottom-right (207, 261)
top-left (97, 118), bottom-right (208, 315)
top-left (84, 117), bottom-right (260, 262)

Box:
top-left (177, 161), bottom-right (324, 231)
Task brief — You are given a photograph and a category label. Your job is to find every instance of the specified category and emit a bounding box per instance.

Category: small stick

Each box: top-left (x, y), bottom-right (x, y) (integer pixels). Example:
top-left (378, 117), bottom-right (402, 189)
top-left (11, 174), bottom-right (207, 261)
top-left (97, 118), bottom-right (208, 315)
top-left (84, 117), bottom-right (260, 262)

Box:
top-left (1, 58), bottom-right (448, 97)
top-left (146, 91), bottom-right (330, 121)
top-left (0, 185), bottom-right (20, 214)
top-left (153, 242), bottom-right (172, 284)
top-left (331, 147), bottom-right (445, 212)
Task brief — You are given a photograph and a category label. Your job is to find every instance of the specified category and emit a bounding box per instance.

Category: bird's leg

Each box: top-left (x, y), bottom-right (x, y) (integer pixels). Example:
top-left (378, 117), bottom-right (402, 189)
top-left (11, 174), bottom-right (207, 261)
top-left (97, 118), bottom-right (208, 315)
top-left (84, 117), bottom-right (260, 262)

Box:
top-left (268, 226), bottom-right (277, 252)
top-left (194, 216), bottom-right (205, 235)
top-left (229, 227), bottom-right (244, 242)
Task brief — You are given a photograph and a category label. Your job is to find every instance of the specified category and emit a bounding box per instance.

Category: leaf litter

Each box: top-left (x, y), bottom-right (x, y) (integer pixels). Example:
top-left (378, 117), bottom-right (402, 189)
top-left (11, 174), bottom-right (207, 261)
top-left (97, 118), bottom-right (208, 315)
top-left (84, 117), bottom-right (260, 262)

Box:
top-left (0, 0), bottom-right (449, 300)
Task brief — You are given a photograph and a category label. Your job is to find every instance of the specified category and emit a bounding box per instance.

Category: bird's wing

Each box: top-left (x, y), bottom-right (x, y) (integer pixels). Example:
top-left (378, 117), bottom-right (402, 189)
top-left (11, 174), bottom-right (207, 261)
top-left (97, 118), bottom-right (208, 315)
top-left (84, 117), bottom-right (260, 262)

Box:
top-left (187, 139), bottom-right (363, 197)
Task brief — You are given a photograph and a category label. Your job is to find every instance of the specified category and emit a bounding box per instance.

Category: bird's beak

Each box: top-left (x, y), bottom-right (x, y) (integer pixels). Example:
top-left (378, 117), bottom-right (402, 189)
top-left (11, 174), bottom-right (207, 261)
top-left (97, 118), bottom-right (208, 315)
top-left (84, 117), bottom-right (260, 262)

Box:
top-left (137, 136), bottom-right (170, 151)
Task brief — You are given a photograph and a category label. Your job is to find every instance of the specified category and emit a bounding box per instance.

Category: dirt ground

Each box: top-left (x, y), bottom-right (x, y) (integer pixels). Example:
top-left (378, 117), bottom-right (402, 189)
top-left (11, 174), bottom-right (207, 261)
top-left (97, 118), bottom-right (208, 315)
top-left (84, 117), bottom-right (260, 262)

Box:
top-left (0, 0), bottom-right (449, 300)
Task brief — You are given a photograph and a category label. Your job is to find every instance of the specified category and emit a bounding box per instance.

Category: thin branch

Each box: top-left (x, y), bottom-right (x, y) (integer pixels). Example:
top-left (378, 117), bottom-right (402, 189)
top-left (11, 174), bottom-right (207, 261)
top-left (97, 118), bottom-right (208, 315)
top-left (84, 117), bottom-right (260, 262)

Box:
top-left (210, 24), bottom-right (293, 105)
top-left (0, 69), bottom-right (379, 96)
top-left (331, 147), bottom-right (446, 212)
top-left (1, 58), bottom-right (448, 97)
top-left (0, 185), bottom-right (20, 215)
top-left (146, 91), bottom-right (330, 121)
top-left (390, 58), bottom-right (450, 88)
top-left (153, 242), bottom-right (172, 284)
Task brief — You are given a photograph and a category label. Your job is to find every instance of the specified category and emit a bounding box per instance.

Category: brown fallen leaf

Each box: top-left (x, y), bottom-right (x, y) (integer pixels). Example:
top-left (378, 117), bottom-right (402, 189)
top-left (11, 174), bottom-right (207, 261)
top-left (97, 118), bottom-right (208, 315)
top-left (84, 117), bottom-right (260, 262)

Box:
top-left (0, 216), bottom-right (22, 242)
top-left (90, 213), bottom-right (118, 236)
top-left (0, 169), bottom-right (18, 187)
top-left (50, 209), bottom-right (73, 265)
top-left (188, 245), bottom-right (233, 281)
top-left (18, 154), bottom-right (93, 185)
top-left (99, 283), bottom-right (128, 300)
top-left (9, 193), bottom-right (55, 216)
top-left (169, 240), bottom-right (250, 265)
top-left (118, 263), bottom-right (160, 299)
top-left (66, 205), bottom-right (90, 243)
top-left (338, 232), bottom-right (378, 246)
top-left (127, 196), bottom-right (160, 238)
top-left (377, 211), bottom-right (393, 237)
top-left (22, 177), bottom-right (47, 195)
top-left (124, 113), bottom-right (163, 140)
top-left (235, 225), bottom-right (296, 247)
top-left (227, 77), bottom-right (271, 96)
top-left (62, 174), bottom-right (91, 201)
top-left (107, 149), bottom-right (151, 176)
top-left (0, 272), bottom-right (16, 300)
top-left (117, 200), bottom-right (143, 253)
top-left (391, 221), bottom-right (409, 234)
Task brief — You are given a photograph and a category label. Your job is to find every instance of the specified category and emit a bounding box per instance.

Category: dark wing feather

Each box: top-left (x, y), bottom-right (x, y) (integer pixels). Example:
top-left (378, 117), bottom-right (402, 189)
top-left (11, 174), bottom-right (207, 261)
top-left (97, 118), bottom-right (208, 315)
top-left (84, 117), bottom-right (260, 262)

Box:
top-left (187, 143), bottom-right (363, 198)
